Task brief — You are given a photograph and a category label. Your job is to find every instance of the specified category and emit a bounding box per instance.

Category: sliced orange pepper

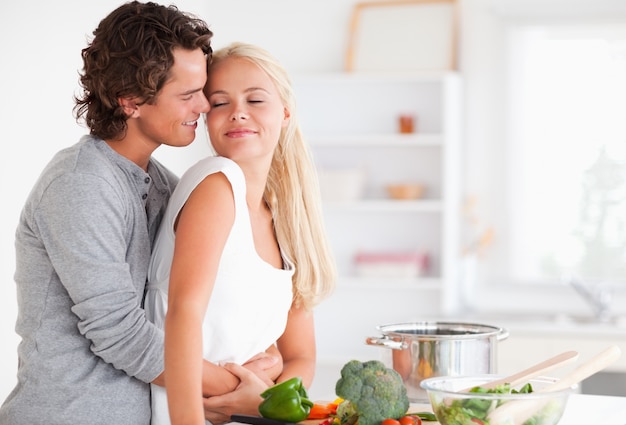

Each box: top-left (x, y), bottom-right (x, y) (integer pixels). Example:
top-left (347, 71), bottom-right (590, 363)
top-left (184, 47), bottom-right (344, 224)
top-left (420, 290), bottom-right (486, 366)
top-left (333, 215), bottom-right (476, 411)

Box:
top-left (326, 402), bottom-right (339, 416)
top-left (307, 403), bottom-right (334, 419)
top-left (307, 401), bottom-right (343, 420)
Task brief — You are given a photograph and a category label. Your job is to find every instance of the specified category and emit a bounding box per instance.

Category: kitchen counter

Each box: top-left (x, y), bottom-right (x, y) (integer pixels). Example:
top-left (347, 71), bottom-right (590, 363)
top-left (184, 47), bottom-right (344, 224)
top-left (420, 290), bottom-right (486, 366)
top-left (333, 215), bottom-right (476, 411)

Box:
top-left (310, 364), bottom-right (626, 425)
top-left (296, 396), bottom-right (626, 425)
top-left (405, 394), bottom-right (626, 424)
top-left (559, 394), bottom-right (626, 424)
top-left (230, 394), bottom-right (625, 425)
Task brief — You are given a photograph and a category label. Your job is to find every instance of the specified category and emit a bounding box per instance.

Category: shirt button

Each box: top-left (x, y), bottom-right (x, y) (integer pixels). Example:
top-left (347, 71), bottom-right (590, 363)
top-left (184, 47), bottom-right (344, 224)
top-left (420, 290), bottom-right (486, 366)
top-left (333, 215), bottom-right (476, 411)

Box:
top-left (142, 193), bottom-right (148, 200)
top-left (144, 177), bottom-right (151, 184)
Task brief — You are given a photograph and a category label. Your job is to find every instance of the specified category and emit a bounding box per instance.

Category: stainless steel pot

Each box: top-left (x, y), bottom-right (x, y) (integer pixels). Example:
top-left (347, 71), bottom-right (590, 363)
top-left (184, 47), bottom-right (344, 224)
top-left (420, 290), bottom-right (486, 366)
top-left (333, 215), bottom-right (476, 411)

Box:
top-left (366, 321), bottom-right (509, 402)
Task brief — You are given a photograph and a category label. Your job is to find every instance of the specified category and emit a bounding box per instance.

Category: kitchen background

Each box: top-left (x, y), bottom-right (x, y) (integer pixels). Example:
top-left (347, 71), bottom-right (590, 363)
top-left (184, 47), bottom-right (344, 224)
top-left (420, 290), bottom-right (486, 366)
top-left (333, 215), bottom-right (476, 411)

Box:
top-left (2, 0), bottom-right (626, 402)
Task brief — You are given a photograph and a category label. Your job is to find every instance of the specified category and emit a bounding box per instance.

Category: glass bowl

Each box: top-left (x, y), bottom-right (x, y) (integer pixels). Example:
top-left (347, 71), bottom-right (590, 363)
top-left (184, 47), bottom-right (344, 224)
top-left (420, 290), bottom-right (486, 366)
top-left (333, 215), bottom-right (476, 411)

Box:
top-left (420, 374), bottom-right (574, 425)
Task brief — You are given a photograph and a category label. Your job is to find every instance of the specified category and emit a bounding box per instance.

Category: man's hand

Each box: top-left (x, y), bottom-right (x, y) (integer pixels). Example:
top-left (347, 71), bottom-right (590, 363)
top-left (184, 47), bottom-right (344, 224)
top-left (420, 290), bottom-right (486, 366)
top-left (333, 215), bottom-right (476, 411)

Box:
top-left (203, 363), bottom-right (268, 424)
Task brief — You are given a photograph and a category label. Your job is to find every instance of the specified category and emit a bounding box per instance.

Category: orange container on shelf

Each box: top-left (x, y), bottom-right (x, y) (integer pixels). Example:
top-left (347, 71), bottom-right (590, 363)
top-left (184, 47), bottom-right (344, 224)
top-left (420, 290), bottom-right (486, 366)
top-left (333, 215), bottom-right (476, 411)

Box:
top-left (398, 113), bottom-right (416, 134)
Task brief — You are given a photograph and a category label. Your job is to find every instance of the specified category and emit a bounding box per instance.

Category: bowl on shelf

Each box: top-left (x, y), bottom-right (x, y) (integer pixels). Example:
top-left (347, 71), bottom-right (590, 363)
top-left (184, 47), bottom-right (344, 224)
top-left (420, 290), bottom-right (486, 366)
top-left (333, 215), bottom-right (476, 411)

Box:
top-left (420, 374), bottom-right (573, 425)
top-left (318, 168), bottom-right (366, 202)
top-left (385, 183), bottom-right (425, 200)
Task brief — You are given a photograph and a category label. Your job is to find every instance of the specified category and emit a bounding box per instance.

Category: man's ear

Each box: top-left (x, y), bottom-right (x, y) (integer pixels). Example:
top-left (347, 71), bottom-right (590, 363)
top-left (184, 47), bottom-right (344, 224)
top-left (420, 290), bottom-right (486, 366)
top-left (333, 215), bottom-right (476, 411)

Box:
top-left (119, 97), bottom-right (140, 118)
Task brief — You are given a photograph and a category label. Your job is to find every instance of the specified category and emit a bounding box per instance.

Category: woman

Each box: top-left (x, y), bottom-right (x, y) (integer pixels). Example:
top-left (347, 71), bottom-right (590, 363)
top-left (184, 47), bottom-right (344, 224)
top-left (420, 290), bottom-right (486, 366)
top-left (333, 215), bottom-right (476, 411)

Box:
top-left (145, 42), bottom-right (337, 425)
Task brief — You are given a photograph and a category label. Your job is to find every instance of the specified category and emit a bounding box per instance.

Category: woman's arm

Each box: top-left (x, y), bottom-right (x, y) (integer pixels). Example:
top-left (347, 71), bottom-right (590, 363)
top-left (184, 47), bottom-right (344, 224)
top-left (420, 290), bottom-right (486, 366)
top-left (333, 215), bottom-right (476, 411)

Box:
top-left (165, 172), bottom-right (236, 424)
top-left (201, 346), bottom-right (282, 397)
top-left (154, 350), bottom-right (280, 394)
top-left (275, 306), bottom-right (316, 388)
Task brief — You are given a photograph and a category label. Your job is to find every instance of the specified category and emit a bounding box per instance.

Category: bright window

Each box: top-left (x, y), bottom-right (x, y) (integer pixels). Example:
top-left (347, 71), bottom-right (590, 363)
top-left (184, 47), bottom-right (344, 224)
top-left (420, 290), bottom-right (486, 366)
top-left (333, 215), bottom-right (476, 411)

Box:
top-left (485, 23), bottom-right (626, 288)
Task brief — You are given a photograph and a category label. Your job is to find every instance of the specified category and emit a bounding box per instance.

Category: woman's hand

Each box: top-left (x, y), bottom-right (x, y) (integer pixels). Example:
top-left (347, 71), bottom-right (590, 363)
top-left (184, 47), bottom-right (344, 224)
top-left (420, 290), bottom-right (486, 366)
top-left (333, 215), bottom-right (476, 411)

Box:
top-left (203, 363), bottom-right (268, 424)
top-left (243, 345), bottom-right (283, 385)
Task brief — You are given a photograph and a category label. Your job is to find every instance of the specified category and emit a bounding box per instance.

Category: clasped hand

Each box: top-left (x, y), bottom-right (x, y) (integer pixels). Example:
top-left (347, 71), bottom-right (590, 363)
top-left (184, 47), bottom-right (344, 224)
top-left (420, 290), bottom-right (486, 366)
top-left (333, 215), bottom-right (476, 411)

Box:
top-left (203, 356), bottom-right (279, 424)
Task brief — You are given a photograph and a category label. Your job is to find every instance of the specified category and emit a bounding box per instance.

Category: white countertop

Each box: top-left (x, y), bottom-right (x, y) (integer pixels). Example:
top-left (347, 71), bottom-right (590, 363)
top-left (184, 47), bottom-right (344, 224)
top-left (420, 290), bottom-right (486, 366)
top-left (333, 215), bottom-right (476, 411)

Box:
top-left (404, 394), bottom-right (625, 425)
top-left (305, 394), bottom-right (626, 425)
top-left (310, 364), bottom-right (626, 425)
top-left (558, 393), bottom-right (626, 424)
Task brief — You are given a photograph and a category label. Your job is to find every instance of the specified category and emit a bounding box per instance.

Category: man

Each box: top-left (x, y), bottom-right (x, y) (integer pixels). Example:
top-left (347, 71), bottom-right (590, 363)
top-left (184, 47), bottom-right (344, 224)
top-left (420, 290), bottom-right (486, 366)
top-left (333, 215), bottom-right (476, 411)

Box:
top-left (0, 3), bottom-right (277, 424)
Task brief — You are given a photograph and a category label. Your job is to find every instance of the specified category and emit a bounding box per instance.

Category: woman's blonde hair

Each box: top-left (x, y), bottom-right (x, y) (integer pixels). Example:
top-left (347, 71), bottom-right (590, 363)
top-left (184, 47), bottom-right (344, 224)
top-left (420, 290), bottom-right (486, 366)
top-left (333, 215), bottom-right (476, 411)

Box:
top-left (209, 42), bottom-right (337, 310)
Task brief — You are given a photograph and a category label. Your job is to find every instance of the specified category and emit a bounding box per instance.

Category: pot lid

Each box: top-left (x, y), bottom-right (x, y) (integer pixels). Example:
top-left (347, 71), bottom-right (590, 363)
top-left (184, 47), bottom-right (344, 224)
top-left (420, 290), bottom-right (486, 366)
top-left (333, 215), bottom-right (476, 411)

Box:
top-left (376, 321), bottom-right (505, 339)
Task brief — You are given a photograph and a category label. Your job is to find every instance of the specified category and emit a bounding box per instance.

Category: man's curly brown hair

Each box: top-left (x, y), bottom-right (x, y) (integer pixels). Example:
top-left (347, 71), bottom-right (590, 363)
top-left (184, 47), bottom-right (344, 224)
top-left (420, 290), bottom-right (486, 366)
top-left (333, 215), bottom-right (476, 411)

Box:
top-left (73, 1), bottom-right (213, 141)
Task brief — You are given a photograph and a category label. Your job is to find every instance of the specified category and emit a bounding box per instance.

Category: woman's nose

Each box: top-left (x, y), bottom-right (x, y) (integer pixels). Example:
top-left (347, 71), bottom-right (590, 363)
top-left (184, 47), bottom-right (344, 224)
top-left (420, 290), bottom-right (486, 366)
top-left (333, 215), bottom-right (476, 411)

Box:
top-left (231, 110), bottom-right (248, 121)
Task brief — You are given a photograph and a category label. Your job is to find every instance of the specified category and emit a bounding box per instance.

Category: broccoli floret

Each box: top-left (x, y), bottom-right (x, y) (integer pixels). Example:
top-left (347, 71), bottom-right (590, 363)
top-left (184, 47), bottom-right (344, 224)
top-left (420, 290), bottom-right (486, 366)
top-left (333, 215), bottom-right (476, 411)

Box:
top-left (335, 360), bottom-right (409, 425)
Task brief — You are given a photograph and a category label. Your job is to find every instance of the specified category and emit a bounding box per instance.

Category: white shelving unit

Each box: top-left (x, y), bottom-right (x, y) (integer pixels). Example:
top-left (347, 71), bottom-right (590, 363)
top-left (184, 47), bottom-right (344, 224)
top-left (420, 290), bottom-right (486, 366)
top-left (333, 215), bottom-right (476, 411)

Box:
top-left (294, 71), bottom-right (463, 318)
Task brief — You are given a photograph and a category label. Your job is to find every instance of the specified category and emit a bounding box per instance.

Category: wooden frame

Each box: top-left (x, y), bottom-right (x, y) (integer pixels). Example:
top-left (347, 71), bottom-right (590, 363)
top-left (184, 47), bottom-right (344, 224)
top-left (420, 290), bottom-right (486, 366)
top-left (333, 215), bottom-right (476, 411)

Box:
top-left (345, 0), bottom-right (458, 72)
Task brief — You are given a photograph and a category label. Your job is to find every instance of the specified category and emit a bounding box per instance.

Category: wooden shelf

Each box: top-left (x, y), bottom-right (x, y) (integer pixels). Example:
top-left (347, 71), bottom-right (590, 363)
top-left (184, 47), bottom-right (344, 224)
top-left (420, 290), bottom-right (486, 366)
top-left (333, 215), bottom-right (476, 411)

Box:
top-left (323, 199), bottom-right (442, 213)
top-left (338, 276), bottom-right (442, 291)
top-left (309, 133), bottom-right (443, 147)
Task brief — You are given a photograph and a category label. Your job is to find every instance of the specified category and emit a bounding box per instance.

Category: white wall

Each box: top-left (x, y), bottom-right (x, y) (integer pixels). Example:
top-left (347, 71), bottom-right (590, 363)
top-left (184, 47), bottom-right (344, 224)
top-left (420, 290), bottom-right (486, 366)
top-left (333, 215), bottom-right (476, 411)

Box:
top-left (0, 0), bottom-right (360, 403)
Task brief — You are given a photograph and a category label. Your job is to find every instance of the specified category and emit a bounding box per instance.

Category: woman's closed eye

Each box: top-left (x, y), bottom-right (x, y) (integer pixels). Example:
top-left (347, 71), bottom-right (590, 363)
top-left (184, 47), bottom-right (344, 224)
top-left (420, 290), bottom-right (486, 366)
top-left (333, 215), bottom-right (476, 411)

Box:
top-left (209, 96), bottom-right (266, 108)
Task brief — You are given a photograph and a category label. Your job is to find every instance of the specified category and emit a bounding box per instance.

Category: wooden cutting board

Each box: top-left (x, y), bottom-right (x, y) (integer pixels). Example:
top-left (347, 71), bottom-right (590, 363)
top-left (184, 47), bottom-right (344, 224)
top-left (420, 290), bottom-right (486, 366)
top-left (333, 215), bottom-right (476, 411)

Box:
top-left (299, 403), bottom-right (438, 425)
top-left (232, 404), bottom-right (439, 425)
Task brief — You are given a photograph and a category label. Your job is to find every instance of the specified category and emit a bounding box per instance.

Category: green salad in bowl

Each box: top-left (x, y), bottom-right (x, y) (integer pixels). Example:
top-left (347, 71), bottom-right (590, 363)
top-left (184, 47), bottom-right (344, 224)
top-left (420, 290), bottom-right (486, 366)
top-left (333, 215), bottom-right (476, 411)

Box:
top-left (420, 375), bottom-right (573, 425)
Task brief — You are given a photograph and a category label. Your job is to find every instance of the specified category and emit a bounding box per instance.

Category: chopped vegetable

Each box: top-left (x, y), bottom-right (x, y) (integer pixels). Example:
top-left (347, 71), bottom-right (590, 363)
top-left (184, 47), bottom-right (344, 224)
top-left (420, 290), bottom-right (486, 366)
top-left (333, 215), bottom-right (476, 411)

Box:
top-left (399, 415), bottom-right (421, 425)
top-left (433, 382), bottom-right (538, 425)
top-left (407, 412), bottom-right (437, 422)
top-left (308, 402), bottom-right (339, 419)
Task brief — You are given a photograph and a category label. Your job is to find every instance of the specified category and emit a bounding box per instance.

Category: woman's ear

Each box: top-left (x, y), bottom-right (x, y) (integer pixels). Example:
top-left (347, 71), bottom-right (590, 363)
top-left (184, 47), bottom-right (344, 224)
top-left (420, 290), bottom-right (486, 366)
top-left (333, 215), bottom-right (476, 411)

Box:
top-left (282, 107), bottom-right (291, 127)
top-left (119, 97), bottom-right (140, 118)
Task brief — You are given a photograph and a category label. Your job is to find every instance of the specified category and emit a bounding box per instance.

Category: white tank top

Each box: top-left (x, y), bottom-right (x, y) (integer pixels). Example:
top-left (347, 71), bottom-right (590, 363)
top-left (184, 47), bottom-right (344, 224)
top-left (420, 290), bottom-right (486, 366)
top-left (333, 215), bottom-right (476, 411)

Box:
top-left (145, 156), bottom-right (294, 425)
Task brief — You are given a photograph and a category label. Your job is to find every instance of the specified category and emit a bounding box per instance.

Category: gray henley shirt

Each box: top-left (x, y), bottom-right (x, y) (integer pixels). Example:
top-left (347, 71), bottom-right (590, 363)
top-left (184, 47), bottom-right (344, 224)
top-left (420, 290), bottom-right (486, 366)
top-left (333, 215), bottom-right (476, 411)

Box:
top-left (0, 135), bottom-right (178, 425)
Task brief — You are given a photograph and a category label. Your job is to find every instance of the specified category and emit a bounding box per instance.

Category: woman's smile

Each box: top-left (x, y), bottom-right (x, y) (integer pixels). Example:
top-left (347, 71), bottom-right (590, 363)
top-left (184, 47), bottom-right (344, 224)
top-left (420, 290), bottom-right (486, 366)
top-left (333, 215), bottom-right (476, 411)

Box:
top-left (225, 127), bottom-right (256, 138)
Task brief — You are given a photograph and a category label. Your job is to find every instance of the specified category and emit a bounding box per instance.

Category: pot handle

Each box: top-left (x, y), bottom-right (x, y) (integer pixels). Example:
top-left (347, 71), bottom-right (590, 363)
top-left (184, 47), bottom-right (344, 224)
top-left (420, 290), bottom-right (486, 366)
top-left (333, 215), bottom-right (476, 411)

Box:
top-left (497, 327), bottom-right (510, 341)
top-left (365, 335), bottom-right (408, 350)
